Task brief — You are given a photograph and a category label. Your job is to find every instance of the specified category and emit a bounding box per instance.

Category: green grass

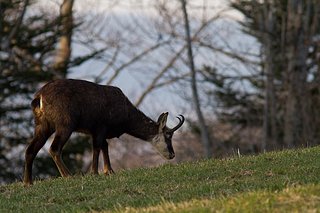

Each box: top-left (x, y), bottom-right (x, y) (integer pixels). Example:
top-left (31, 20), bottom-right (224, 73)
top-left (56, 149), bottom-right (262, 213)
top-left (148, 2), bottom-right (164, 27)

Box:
top-left (1, 147), bottom-right (320, 212)
top-left (122, 184), bottom-right (320, 213)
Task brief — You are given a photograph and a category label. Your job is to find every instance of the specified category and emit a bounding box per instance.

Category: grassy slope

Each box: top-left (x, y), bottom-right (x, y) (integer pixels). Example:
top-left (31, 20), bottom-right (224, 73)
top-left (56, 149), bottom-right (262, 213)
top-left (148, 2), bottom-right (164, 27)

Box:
top-left (0, 147), bottom-right (320, 212)
top-left (123, 184), bottom-right (320, 212)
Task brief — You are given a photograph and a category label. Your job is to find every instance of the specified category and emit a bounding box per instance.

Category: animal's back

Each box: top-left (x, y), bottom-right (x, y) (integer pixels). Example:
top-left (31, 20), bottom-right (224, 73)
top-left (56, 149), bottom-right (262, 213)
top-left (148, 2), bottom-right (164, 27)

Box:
top-left (32, 79), bottom-right (130, 133)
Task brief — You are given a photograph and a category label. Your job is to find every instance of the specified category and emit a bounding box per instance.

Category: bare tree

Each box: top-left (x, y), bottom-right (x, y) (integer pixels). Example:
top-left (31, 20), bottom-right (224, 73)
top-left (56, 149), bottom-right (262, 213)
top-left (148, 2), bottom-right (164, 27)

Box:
top-left (135, 46), bottom-right (186, 107)
top-left (180, 0), bottom-right (213, 157)
top-left (68, 1), bottom-right (254, 158)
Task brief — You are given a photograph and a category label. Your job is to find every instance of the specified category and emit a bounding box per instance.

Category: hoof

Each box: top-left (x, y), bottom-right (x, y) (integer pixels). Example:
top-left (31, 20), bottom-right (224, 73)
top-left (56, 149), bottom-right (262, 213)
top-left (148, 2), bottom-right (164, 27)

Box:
top-left (24, 181), bottom-right (33, 187)
top-left (104, 170), bottom-right (115, 176)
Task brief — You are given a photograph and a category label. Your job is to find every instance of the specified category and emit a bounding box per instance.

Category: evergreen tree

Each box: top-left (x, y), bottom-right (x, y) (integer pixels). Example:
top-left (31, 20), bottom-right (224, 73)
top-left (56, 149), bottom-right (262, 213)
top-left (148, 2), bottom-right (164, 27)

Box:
top-left (203, 0), bottom-right (320, 151)
top-left (0, 0), bottom-right (58, 183)
top-left (0, 0), bottom-right (91, 183)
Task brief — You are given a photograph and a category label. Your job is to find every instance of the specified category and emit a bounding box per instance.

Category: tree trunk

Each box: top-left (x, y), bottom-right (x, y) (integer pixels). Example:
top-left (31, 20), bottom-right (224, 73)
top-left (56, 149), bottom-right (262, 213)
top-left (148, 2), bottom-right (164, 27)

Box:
top-left (262, 1), bottom-right (278, 151)
top-left (180, 0), bottom-right (213, 157)
top-left (284, 0), bottom-right (311, 147)
top-left (53, 0), bottom-right (74, 78)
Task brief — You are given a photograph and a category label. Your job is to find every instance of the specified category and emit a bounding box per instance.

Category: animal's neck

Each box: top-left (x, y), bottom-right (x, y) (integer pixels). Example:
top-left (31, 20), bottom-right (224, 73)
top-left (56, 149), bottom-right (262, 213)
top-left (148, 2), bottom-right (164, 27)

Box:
top-left (126, 107), bottom-right (158, 141)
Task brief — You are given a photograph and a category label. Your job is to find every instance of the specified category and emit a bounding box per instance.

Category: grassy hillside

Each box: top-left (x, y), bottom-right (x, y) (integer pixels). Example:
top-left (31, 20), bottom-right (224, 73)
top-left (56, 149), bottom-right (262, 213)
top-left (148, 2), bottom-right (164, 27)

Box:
top-left (1, 147), bottom-right (320, 212)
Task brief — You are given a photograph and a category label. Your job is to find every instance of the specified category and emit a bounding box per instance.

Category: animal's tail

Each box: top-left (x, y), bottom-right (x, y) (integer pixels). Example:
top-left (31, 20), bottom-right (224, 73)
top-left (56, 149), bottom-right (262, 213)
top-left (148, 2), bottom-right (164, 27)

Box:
top-left (31, 96), bottom-right (40, 110)
top-left (31, 95), bottom-right (43, 119)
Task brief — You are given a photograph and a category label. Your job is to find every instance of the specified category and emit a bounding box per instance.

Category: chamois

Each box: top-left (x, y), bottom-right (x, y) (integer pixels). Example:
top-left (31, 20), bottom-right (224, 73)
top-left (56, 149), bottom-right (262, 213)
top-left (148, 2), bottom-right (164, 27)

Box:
top-left (23, 79), bottom-right (184, 185)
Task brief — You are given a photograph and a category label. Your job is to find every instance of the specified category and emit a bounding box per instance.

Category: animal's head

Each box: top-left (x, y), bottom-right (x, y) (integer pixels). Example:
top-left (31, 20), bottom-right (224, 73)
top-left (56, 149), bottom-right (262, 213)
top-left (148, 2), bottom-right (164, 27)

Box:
top-left (151, 112), bottom-right (184, 160)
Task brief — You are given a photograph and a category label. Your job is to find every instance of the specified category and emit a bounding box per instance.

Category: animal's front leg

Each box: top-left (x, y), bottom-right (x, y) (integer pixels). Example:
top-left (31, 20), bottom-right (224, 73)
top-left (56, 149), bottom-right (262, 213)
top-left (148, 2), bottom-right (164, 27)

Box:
top-left (91, 147), bottom-right (100, 175)
top-left (101, 140), bottom-right (114, 175)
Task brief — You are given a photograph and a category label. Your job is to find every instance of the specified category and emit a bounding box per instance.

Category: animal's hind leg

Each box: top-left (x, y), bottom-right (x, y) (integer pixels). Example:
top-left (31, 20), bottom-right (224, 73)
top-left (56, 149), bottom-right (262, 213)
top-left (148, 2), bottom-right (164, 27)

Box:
top-left (49, 130), bottom-right (72, 177)
top-left (101, 140), bottom-right (114, 175)
top-left (91, 136), bottom-right (100, 175)
top-left (24, 125), bottom-right (53, 185)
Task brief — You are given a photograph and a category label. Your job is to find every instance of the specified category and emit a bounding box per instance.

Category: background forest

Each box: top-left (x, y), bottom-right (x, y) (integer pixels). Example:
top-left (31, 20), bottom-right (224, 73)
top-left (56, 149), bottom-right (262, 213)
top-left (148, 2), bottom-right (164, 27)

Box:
top-left (0, 0), bottom-right (319, 184)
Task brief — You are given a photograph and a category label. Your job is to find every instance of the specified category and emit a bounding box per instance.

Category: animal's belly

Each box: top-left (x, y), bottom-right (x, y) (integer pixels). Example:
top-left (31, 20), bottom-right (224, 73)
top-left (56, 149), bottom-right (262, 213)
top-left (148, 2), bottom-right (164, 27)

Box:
top-left (75, 125), bottom-right (124, 139)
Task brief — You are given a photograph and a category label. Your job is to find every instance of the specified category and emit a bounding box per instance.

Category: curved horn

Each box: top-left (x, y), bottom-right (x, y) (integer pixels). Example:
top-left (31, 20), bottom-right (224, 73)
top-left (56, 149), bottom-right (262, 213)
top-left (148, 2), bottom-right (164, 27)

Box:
top-left (169, 115), bottom-right (185, 132)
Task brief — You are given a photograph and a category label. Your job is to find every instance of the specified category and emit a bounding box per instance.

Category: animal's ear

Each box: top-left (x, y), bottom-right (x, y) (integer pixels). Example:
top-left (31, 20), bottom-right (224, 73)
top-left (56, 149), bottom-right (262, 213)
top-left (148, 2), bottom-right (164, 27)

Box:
top-left (157, 112), bottom-right (168, 131)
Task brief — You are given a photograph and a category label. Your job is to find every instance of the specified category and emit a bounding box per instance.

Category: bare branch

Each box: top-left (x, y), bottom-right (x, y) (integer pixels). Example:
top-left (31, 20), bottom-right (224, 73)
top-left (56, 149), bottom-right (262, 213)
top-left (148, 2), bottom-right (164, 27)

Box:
top-left (95, 45), bottom-right (121, 82)
top-left (133, 4), bottom-right (223, 107)
top-left (153, 72), bottom-right (190, 89)
top-left (106, 40), bottom-right (171, 85)
top-left (69, 47), bottom-right (108, 67)
top-left (135, 46), bottom-right (186, 107)
top-left (197, 41), bottom-right (261, 66)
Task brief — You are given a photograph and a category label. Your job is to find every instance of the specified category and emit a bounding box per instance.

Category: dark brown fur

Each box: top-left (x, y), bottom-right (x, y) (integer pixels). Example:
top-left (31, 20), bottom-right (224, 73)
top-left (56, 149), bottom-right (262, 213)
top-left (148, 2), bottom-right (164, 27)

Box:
top-left (23, 79), bottom-right (184, 185)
